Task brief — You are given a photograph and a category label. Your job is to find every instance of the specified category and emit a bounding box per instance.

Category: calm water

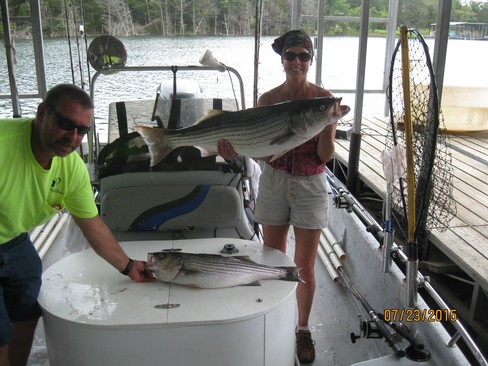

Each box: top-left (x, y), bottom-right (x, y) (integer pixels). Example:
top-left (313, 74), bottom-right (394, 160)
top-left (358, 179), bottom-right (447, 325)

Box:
top-left (1, 35), bottom-right (487, 136)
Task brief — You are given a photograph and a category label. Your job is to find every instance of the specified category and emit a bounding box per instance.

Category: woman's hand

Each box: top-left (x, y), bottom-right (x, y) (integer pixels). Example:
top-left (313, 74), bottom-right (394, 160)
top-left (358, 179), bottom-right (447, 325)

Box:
top-left (217, 139), bottom-right (238, 160)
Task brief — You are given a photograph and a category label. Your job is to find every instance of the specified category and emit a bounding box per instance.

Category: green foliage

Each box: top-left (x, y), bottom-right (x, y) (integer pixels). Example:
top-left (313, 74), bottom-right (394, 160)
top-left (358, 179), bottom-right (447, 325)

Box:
top-left (2, 0), bottom-right (488, 38)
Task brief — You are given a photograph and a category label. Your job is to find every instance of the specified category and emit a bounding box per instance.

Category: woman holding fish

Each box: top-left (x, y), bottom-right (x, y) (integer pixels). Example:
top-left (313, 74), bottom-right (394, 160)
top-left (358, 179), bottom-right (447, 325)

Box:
top-left (218, 29), bottom-right (337, 364)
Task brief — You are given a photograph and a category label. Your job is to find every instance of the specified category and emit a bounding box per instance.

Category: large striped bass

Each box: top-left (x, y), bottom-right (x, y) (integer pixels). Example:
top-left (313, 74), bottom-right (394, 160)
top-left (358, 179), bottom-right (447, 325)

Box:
top-left (135, 97), bottom-right (350, 167)
top-left (146, 251), bottom-right (303, 289)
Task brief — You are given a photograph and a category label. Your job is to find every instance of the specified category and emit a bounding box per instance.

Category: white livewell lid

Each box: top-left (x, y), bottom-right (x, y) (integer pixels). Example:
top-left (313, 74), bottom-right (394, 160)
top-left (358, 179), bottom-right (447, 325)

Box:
top-left (39, 238), bottom-right (297, 327)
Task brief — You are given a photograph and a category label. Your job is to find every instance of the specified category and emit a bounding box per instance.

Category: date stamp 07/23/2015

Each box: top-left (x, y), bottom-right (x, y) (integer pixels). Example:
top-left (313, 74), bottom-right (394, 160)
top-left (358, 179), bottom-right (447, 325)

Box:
top-left (383, 308), bottom-right (458, 323)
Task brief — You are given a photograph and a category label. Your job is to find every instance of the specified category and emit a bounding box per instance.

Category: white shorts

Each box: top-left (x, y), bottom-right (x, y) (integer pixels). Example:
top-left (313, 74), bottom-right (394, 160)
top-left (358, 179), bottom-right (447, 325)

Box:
top-left (254, 165), bottom-right (329, 229)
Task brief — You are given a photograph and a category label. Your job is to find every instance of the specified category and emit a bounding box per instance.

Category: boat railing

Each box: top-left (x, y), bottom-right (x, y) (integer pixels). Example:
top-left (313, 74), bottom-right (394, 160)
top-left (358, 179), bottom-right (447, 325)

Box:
top-left (393, 245), bottom-right (488, 366)
top-left (30, 211), bottom-right (70, 259)
top-left (325, 168), bottom-right (488, 366)
top-left (87, 64), bottom-right (246, 165)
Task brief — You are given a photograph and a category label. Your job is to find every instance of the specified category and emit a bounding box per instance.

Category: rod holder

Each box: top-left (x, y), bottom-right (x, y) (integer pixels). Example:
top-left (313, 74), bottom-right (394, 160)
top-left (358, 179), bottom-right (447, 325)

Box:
top-left (406, 259), bottom-right (418, 306)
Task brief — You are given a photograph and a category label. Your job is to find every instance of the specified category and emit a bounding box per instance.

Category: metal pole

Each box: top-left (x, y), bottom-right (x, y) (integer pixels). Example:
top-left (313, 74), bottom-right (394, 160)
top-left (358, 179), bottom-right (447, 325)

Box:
top-left (314, 0), bottom-right (325, 87)
top-left (1, 0), bottom-right (21, 117)
top-left (30, 0), bottom-right (47, 98)
top-left (432, 0), bottom-right (451, 104)
top-left (253, 0), bottom-right (264, 107)
top-left (383, 0), bottom-right (399, 116)
top-left (382, 184), bottom-right (394, 273)
top-left (346, 0), bottom-right (369, 195)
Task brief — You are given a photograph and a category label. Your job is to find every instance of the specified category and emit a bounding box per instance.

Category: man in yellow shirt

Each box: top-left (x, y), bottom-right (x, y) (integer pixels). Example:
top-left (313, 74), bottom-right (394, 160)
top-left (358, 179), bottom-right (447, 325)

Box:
top-left (0, 84), bottom-right (152, 366)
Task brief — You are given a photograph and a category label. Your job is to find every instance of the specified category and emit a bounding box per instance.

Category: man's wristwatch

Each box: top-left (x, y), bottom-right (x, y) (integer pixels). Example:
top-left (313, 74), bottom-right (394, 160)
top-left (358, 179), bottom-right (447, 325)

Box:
top-left (120, 258), bottom-right (134, 275)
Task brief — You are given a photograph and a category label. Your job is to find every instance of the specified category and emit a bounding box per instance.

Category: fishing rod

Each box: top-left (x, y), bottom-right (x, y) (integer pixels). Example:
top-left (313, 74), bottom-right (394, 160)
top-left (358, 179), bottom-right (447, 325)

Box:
top-left (337, 266), bottom-right (406, 358)
top-left (79, 0), bottom-right (91, 89)
top-left (63, 0), bottom-right (76, 85)
top-left (325, 169), bottom-right (383, 241)
top-left (320, 230), bottom-right (425, 357)
top-left (69, 0), bottom-right (86, 89)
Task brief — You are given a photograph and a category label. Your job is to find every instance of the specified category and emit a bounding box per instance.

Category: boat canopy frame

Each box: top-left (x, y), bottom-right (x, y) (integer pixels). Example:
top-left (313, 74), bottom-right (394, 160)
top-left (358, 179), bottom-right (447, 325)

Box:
top-left (87, 64), bottom-right (246, 164)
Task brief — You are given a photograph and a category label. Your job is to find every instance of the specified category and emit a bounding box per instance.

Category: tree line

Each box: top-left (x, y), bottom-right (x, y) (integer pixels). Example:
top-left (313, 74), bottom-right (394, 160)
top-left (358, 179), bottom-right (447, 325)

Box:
top-left (2, 0), bottom-right (488, 38)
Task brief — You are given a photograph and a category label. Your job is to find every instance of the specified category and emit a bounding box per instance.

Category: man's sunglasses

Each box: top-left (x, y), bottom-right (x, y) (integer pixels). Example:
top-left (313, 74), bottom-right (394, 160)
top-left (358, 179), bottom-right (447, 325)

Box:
top-left (45, 104), bottom-right (91, 136)
top-left (283, 51), bottom-right (312, 62)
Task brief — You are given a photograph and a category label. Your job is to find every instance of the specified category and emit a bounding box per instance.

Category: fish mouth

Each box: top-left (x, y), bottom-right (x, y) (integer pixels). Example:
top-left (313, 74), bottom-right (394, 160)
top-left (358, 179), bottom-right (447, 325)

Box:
top-left (145, 253), bottom-right (156, 270)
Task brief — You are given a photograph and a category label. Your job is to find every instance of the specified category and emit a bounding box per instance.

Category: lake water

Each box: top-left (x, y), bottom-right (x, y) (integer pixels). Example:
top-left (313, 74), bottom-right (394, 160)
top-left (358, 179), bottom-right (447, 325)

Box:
top-left (1, 35), bottom-right (487, 138)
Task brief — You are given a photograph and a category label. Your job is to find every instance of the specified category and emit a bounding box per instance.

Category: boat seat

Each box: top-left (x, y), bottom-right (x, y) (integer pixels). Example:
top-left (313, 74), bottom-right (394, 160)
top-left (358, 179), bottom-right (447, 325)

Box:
top-left (107, 97), bottom-right (238, 143)
top-left (101, 98), bottom-right (259, 241)
top-left (99, 171), bottom-right (249, 238)
top-left (151, 94), bottom-right (235, 129)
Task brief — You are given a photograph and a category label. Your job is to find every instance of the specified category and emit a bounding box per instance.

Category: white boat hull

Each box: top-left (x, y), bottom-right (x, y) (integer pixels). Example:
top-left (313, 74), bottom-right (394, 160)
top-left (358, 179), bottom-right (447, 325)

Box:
top-left (324, 194), bottom-right (470, 366)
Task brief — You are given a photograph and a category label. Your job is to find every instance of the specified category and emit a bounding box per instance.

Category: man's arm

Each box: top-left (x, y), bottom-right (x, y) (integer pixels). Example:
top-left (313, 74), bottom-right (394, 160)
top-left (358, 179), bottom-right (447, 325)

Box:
top-left (71, 215), bottom-right (152, 282)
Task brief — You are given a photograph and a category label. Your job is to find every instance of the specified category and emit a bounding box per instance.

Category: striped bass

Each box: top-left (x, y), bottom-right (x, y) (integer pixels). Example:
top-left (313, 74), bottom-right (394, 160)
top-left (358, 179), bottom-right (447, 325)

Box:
top-left (146, 251), bottom-right (303, 289)
top-left (135, 97), bottom-right (350, 167)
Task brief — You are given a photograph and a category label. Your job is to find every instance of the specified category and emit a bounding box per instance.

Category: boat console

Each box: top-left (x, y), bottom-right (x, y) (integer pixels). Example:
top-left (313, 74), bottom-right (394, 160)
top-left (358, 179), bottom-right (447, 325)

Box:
top-left (95, 96), bottom-right (260, 242)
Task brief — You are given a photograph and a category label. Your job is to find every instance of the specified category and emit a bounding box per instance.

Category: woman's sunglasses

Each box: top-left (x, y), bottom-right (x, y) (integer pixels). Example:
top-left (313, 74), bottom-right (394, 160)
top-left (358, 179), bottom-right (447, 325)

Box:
top-left (283, 51), bottom-right (312, 62)
top-left (45, 104), bottom-right (91, 136)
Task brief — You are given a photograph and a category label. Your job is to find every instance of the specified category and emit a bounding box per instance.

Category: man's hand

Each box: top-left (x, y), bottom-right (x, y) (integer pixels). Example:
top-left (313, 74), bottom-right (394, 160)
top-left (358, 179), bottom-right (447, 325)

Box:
top-left (128, 260), bottom-right (155, 282)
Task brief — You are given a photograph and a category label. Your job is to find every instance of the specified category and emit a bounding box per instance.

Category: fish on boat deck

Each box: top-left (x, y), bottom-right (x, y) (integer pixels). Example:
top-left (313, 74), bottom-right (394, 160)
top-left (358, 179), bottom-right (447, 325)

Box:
top-left (135, 97), bottom-right (350, 167)
top-left (146, 251), bottom-right (304, 289)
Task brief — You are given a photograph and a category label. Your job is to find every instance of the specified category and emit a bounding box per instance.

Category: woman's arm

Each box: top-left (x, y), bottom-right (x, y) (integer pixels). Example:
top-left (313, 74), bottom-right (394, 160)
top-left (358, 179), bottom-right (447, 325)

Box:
top-left (316, 122), bottom-right (337, 163)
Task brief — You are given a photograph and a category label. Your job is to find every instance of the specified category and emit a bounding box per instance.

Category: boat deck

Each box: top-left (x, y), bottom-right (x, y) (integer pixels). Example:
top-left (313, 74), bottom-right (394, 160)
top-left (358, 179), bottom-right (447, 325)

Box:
top-left (332, 114), bottom-right (488, 351)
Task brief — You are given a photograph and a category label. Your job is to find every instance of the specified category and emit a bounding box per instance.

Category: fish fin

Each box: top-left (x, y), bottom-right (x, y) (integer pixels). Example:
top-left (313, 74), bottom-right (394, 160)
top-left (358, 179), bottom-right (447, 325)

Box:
top-left (233, 256), bottom-right (256, 263)
top-left (340, 105), bottom-right (351, 118)
top-left (279, 267), bottom-right (305, 283)
top-left (195, 146), bottom-right (217, 157)
top-left (195, 109), bottom-right (229, 124)
top-left (134, 126), bottom-right (172, 167)
top-left (269, 150), bottom-right (289, 162)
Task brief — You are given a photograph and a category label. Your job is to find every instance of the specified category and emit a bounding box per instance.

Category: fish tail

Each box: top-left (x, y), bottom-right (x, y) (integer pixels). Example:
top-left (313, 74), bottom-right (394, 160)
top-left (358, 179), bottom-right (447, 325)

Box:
top-left (135, 126), bottom-right (173, 167)
top-left (280, 267), bottom-right (306, 284)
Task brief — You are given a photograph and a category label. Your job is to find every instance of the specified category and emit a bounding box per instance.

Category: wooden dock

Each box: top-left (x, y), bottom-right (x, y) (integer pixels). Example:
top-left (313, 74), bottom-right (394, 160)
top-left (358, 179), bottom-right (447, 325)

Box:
top-left (332, 115), bottom-right (488, 346)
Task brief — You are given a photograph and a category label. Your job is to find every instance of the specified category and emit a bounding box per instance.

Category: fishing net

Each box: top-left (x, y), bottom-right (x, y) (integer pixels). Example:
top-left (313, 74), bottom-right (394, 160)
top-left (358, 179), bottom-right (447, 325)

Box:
top-left (386, 28), bottom-right (457, 248)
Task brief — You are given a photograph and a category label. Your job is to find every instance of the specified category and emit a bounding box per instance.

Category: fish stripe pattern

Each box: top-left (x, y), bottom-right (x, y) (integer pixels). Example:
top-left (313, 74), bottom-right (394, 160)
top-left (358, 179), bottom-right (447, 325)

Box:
top-left (146, 251), bottom-right (303, 288)
top-left (135, 97), bottom-right (350, 167)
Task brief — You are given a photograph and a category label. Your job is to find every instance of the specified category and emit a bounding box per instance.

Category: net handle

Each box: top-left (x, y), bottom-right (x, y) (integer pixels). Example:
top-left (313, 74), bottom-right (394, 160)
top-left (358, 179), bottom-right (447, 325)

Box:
top-left (399, 26), bottom-right (416, 245)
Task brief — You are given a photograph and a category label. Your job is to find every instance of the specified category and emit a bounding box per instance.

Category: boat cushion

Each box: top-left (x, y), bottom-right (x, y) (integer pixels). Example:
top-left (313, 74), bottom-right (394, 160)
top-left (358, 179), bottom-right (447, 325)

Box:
top-left (99, 172), bottom-right (242, 232)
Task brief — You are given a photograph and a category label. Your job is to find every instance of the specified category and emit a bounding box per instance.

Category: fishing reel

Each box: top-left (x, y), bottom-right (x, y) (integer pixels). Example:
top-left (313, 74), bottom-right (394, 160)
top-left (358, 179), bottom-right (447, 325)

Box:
top-left (350, 317), bottom-right (383, 343)
top-left (333, 187), bottom-right (355, 212)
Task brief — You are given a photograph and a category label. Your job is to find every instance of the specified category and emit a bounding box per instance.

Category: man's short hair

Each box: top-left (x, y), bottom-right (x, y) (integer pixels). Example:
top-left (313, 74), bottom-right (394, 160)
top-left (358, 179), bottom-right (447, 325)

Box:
top-left (43, 84), bottom-right (94, 110)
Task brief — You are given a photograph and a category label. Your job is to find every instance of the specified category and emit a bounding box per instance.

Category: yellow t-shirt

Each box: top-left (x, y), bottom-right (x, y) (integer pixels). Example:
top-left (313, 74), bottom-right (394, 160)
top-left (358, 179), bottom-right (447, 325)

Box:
top-left (0, 118), bottom-right (98, 244)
